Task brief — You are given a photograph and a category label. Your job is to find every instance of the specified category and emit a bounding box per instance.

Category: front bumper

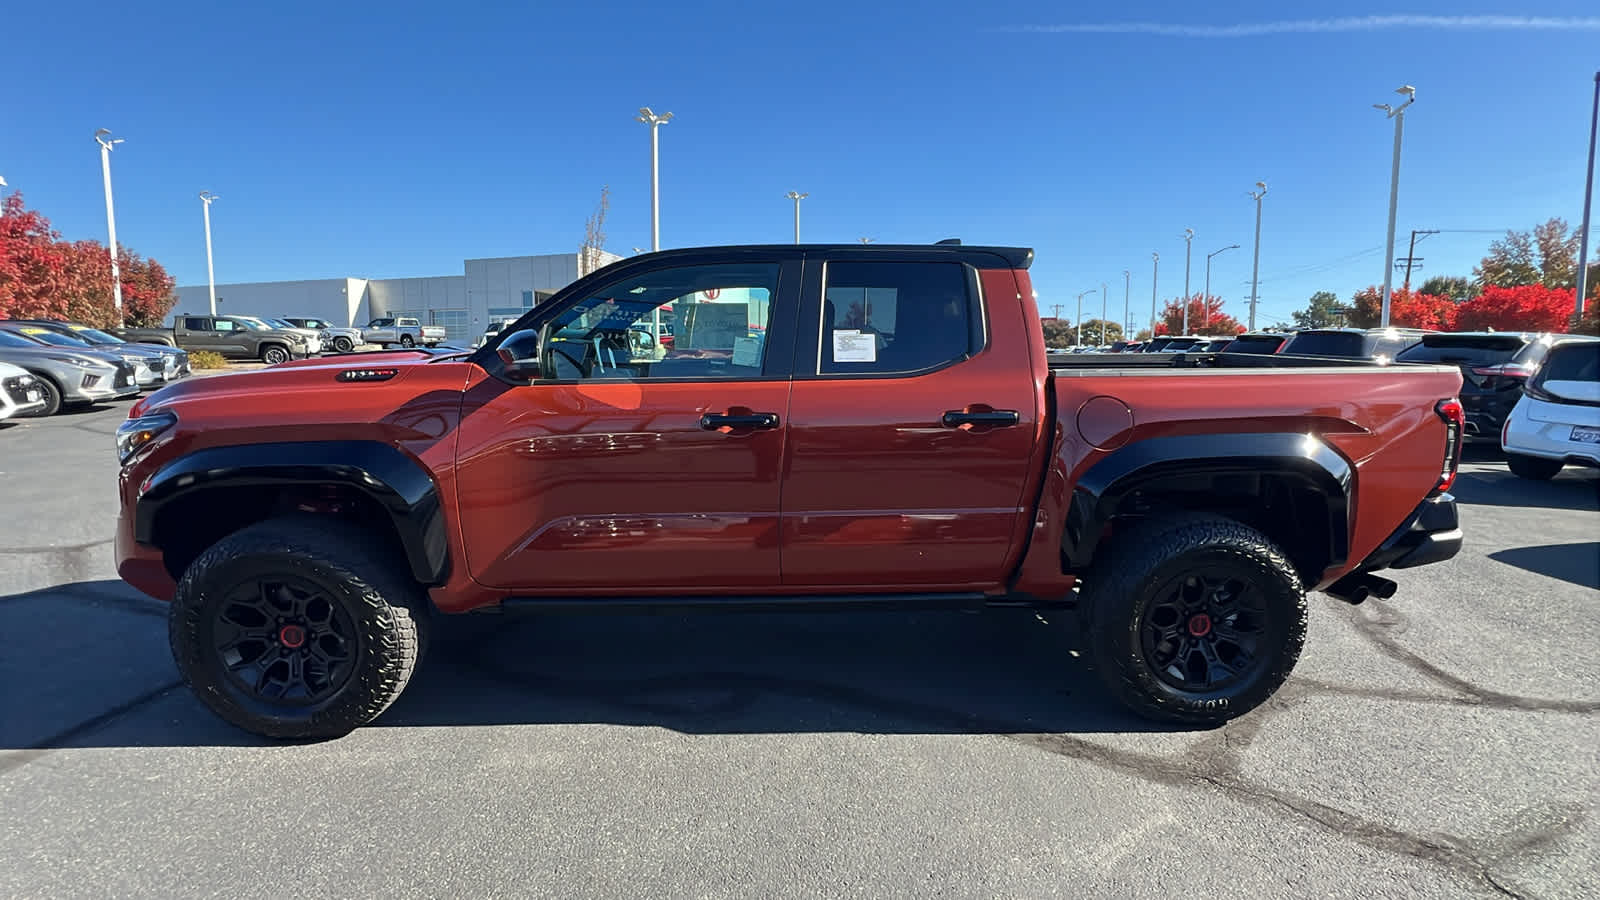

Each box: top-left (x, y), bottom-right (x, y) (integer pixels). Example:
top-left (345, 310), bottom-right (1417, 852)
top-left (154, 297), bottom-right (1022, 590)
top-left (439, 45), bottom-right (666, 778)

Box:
top-left (132, 359), bottom-right (167, 387)
top-left (67, 364), bottom-right (141, 402)
top-left (2, 374), bottom-right (48, 417)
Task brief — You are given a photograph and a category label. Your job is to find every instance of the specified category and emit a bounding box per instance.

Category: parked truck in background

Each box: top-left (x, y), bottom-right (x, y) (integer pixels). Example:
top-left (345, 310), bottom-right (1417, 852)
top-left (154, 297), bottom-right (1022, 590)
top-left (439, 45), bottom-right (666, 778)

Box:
top-left (361, 316), bottom-right (448, 348)
top-left (113, 242), bottom-right (1466, 740)
top-left (113, 314), bottom-right (312, 365)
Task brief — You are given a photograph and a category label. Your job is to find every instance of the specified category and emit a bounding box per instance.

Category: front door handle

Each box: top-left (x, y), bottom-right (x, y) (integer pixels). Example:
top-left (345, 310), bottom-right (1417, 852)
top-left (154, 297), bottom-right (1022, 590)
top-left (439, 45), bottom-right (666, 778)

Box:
top-left (700, 412), bottom-right (781, 430)
top-left (942, 409), bottom-right (1020, 428)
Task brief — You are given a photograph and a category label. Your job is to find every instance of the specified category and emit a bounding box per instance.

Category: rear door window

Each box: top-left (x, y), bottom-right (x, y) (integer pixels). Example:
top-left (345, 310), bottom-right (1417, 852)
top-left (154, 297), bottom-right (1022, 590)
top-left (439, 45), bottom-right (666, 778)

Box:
top-left (1224, 335), bottom-right (1283, 354)
top-left (1281, 332), bottom-right (1367, 357)
top-left (182, 317), bottom-right (210, 330)
top-left (818, 261), bottom-right (981, 376)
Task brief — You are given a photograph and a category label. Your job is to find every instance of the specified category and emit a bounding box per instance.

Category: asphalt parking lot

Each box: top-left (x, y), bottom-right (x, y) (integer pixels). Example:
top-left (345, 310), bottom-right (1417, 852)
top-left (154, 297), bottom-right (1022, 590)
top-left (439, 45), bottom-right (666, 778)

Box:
top-left (2, 401), bottom-right (1596, 899)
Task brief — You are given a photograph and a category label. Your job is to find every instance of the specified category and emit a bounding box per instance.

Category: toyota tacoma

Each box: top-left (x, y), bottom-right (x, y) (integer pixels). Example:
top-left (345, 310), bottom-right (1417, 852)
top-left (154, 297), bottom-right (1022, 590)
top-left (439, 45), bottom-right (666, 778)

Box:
top-left (115, 243), bottom-right (1466, 738)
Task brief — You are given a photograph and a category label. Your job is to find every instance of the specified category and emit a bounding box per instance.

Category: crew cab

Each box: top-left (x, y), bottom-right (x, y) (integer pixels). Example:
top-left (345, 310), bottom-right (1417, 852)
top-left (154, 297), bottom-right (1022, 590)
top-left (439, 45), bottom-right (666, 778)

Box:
top-left (113, 243), bottom-right (1466, 739)
top-left (361, 316), bottom-right (448, 348)
top-left (114, 314), bottom-right (312, 365)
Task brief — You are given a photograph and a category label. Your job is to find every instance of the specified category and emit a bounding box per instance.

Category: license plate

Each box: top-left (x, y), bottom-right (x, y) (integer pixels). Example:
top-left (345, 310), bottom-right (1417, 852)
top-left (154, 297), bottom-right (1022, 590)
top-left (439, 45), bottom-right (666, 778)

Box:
top-left (1572, 426), bottom-right (1600, 444)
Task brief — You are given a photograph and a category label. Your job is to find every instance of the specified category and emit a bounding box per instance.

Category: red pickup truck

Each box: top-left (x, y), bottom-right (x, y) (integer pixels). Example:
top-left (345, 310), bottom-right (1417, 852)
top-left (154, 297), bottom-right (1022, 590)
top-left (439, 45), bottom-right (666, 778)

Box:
top-left (114, 243), bottom-right (1465, 739)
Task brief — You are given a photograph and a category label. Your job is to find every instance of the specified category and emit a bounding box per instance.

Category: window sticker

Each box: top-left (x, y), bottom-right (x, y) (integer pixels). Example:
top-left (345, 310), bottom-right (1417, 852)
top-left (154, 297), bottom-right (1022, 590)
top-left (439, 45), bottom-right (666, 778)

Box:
top-left (832, 329), bottom-right (877, 363)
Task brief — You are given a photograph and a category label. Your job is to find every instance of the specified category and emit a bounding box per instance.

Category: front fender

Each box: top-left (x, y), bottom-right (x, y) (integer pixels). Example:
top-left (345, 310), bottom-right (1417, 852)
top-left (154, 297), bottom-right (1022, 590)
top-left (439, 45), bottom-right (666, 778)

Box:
top-left (134, 440), bottom-right (448, 584)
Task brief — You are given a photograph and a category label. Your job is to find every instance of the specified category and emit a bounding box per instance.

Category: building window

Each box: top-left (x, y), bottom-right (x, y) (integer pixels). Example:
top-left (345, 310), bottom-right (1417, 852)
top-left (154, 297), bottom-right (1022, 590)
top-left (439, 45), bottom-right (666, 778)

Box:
top-left (430, 309), bottom-right (470, 342)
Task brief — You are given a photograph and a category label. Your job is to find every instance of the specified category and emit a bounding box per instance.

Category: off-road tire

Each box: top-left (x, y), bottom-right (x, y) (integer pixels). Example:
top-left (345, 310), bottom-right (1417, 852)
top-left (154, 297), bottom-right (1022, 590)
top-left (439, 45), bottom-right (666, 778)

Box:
top-left (1079, 514), bottom-right (1307, 726)
top-left (22, 375), bottom-right (62, 417)
top-left (169, 517), bottom-right (426, 740)
top-left (260, 344), bottom-right (290, 365)
top-left (332, 336), bottom-right (355, 353)
top-left (1506, 453), bottom-right (1562, 481)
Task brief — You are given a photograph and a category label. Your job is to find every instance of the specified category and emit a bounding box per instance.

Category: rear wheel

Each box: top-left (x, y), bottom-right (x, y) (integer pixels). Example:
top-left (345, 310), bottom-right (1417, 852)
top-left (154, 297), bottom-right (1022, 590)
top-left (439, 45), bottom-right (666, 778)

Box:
top-left (399, 334), bottom-right (415, 348)
top-left (1506, 453), bottom-right (1562, 480)
top-left (260, 344), bottom-right (290, 365)
top-left (1080, 515), bottom-right (1306, 726)
top-left (22, 376), bottom-right (62, 417)
top-left (168, 518), bottom-right (426, 739)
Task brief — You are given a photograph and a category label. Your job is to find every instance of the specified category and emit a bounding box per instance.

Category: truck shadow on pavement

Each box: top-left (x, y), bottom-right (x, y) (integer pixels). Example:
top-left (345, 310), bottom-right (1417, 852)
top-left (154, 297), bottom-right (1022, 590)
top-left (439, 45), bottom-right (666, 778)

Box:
top-left (1, 581), bottom-right (1164, 755)
top-left (1488, 542), bottom-right (1600, 590)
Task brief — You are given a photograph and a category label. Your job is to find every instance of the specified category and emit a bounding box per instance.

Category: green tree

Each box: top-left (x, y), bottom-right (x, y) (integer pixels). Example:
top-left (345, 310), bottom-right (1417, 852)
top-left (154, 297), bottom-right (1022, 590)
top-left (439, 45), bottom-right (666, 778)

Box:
top-left (1040, 317), bottom-right (1075, 349)
top-left (1418, 275), bottom-right (1474, 302)
top-left (1079, 319), bottom-right (1124, 344)
top-left (1533, 217), bottom-right (1579, 287)
top-left (1476, 229), bottom-right (1541, 287)
top-left (1292, 291), bottom-right (1345, 329)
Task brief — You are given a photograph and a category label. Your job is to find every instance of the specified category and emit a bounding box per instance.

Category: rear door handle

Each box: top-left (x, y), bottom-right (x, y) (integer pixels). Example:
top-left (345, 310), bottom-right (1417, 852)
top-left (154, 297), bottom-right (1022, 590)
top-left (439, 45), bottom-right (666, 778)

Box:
top-left (700, 412), bottom-right (781, 430)
top-left (942, 410), bottom-right (1020, 428)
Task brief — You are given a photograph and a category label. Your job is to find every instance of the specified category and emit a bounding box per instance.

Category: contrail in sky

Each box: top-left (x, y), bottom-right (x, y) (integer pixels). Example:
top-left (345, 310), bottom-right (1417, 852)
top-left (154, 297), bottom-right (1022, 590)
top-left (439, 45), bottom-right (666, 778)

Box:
top-left (1002, 15), bottom-right (1600, 37)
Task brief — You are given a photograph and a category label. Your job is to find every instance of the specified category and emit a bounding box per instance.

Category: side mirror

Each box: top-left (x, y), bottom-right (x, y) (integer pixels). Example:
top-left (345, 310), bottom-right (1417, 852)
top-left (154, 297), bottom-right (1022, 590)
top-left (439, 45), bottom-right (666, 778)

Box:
top-left (495, 328), bottom-right (543, 379)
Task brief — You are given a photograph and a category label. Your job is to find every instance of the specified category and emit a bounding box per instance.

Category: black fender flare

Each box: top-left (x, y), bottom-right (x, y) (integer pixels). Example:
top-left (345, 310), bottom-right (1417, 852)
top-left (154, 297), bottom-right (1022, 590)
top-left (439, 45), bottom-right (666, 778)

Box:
top-left (1062, 433), bottom-right (1353, 572)
top-left (134, 440), bottom-right (448, 584)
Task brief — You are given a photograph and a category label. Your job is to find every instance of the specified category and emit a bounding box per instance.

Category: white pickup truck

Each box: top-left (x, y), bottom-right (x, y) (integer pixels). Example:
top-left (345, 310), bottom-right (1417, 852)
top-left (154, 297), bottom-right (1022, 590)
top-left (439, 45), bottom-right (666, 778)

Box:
top-left (360, 317), bottom-right (449, 348)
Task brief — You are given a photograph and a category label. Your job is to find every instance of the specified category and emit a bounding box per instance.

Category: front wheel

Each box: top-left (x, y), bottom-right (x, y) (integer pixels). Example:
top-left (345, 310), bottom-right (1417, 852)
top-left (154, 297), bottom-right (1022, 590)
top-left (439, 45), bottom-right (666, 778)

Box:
top-left (332, 336), bottom-right (355, 353)
top-left (260, 345), bottom-right (290, 365)
top-left (21, 376), bottom-right (63, 417)
top-left (168, 518), bottom-right (426, 739)
top-left (1080, 515), bottom-right (1307, 726)
top-left (1506, 452), bottom-right (1562, 480)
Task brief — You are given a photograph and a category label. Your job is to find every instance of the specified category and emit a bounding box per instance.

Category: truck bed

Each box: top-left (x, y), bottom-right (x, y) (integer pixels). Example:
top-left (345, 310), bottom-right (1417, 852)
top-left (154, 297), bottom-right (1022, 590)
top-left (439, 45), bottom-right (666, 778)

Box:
top-left (1047, 351), bottom-right (1398, 371)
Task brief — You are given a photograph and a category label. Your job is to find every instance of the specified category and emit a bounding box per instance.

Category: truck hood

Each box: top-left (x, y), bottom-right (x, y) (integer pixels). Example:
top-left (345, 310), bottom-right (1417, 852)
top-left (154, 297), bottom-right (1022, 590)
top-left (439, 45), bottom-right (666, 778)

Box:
top-left (131, 351), bottom-right (454, 416)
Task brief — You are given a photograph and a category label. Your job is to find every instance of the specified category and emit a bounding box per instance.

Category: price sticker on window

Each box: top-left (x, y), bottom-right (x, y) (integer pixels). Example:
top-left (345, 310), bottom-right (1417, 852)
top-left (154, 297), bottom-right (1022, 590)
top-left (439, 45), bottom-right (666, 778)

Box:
top-left (832, 329), bottom-right (877, 363)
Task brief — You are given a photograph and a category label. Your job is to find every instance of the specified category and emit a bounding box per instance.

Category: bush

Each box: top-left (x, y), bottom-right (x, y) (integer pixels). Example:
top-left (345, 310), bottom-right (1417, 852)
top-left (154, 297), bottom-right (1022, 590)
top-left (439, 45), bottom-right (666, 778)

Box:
top-left (188, 351), bottom-right (227, 370)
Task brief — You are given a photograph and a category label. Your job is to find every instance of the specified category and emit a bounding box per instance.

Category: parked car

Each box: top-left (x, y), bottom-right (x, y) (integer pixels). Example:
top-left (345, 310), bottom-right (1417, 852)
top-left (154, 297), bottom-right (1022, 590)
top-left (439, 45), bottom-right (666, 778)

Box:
top-left (1141, 335), bottom-right (1205, 352)
top-left (1222, 333), bottom-right (1290, 354)
top-left (1395, 332), bottom-right (1597, 441)
top-left (473, 318), bottom-right (520, 349)
top-left (114, 314), bottom-right (312, 365)
top-left (1279, 328), bottom-right (1429, 363)
top-left (360, 316), bottom-right (448, 348)
top-left (232, 317), bottom-right (324, 355)
top-left (1500, 340), bottom-right (1600, 479)
top-left (0, 360), bottom-right (49, 421)
top-left (0, 329), bottom-right (139, 415)
top-left (5, 318), bottom-right (190, 381)
top-left (0, 323), bottom-right (168, 389)
top-left (115, 241), bottom-right (1464, 740)
top-left (282, 317), bottom-right (365, 354)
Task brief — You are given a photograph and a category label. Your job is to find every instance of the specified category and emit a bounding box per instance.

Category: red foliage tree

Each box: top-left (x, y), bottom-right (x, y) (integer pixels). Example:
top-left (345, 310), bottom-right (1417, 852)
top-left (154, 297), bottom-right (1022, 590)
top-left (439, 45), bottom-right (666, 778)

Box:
top-left (0, 192), bottom-right (176, 327)
top-left (1157, 294), bottom-right (1245, 335)
top-left (1454, 284), bottom-right (1577, 333)
top-left (1348, 286), bottom-right (1458, 331)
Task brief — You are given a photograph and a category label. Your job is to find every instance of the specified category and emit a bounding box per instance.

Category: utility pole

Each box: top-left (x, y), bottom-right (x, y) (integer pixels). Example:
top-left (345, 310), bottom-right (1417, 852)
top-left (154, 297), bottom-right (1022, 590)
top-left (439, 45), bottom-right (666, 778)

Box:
top-left (1576, 71), bottom-right (1598, 319)
top-left (1150, 253), bottom-right (1159, 336)
top-left (1396, 229), bottom-right (1439, 291)
top-left (1182, 228), bottom-right (1194, 333)
top-left (1100, 282), bottom-right (1108, 344)
top-left (1248, 182), bottom-right (1267, 331)
top-left (1052, 303), bottom-right (1063, 321)
top-left (1375, 85), bottom-right (1417, 327)
top-left (1122, 270), bottom-right (1131, 338)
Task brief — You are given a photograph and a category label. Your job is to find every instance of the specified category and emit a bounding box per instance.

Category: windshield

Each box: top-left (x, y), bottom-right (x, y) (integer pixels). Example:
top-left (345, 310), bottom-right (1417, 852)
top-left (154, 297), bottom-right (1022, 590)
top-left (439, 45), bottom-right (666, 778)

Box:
top-left (1282, 332), bottom-right (1368, 357)
top-left (66, 326), bottom-right (126, 344)
top-left (5, 328), bottom-right (91, 348)
top-left (0, 331), bottom-right (42, 348)
top-left (232, 316), bottom-right (274, 330)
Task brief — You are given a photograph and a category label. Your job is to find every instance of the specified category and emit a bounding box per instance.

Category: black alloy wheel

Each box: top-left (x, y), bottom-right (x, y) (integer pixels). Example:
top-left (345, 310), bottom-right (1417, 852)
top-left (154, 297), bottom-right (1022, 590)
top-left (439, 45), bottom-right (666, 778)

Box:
top-left (261, 345), bottom-right (289, 365)
top-left (1139, 570), bottom-right (1267, 692)
top-left (333, 336), bottom-right (354, 353)
top-left (211, 574), bottom-right (360, 704)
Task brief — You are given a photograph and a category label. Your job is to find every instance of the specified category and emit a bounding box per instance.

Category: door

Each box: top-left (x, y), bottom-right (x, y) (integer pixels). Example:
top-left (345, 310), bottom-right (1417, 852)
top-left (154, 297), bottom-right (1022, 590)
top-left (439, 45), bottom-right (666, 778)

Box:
top-left (453, 255), bottom-right (801, 593)
top-left (781, 257), bottom-right (1041, 589)
top-left (366, 319), bottom-right (396, 343)
top-left (209, 318), bottom-right (252, 358)
top-left (180, 317), bottom-right (222, 355)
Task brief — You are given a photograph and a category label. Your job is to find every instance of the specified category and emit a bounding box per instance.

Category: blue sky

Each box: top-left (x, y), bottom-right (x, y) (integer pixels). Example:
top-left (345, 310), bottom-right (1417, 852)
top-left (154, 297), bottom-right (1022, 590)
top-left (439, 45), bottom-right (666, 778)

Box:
top-left (2, 0), bottom-right (1597, 328)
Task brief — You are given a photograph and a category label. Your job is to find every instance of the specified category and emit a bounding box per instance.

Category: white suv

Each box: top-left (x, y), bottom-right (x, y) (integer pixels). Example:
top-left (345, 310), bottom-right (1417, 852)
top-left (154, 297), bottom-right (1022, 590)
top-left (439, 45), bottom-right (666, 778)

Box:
top-left (1500, 338), bottom-right (1600, 480)
top-left (0, 360), bottom-right (49, 421)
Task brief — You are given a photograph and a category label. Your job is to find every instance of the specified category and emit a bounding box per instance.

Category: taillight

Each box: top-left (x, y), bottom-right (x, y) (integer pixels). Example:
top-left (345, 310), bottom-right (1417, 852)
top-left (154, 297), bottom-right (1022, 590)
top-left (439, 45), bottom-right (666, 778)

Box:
top-left (1433, 398), bottom-right (1464, 494)
top-left (1469, 362), bottom-right (1536, 379)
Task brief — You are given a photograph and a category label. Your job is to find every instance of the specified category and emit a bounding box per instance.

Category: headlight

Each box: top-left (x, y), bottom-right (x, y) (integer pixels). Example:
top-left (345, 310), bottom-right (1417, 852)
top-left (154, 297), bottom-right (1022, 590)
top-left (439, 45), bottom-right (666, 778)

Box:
top-left (121, 353), bottom-right (143, 364)
top-left (48, 354), bottom-right (104, 368)
top-left (116, 410), bottom-right (178, 464)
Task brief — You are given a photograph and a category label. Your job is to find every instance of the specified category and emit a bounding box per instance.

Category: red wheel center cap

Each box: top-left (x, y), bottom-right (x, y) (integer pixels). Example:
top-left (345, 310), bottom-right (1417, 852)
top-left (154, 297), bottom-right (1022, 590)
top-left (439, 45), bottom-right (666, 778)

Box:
top-left (1187, 613), bottom-right (1213, 637)
top-left (278, 624), bottom-right (307, 649)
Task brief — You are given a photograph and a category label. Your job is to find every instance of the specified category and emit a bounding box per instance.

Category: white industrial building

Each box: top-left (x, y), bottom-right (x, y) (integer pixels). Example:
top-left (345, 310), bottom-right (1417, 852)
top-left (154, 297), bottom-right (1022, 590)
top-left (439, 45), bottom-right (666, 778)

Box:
top-left (174, 251), bottom-right (622, 343)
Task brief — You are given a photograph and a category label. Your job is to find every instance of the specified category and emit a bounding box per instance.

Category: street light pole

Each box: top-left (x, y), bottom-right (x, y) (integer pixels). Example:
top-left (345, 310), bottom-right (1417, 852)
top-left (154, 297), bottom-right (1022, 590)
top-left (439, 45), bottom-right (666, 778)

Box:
top-left (199, 192), bottom-right (219, 316)
top-left (95, 129), bottom-right (126, 322)
top-left (1204, 244), bottom-right (1240, 331)
top-left (1150, 253), bottom-right (1159, 337)
top-left (1122, 270), bottom-right (1131, 338)
top-left (1182, 228), bottom-right (1194, 333)
top-left (1249, 182), bottom-right (1267, 330)
top-left (1100, 283), bottom-right (1108, 344)
top-left (785, 191), bottom-right (808, 244)
top-left (1076, 289), bottom-right (1094, 346)
top-left (0, 175), bottom-right (8, 217)
top-left (635, 107), bottom-right (673, 252)
top-left (1576, 71), bottom-right (1599, 319)
top-left (1375, 85), bottom-right (1416, 327)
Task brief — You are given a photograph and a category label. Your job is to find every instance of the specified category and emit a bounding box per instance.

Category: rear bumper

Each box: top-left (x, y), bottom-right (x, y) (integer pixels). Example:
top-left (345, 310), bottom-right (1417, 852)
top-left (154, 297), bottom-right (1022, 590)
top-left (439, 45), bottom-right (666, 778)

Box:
top-left (1360, 493), bottom-right (1463, 572)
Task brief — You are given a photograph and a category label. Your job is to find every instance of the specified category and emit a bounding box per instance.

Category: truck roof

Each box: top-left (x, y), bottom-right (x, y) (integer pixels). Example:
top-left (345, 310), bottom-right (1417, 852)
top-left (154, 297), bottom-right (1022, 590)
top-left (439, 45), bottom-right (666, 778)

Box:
top-left (635, 243), bottom-right (1034, 269)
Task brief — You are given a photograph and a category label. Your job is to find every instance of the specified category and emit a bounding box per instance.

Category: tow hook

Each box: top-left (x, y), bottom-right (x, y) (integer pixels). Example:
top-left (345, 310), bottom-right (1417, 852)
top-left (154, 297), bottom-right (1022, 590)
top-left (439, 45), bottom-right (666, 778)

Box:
top-left (1324, 573), bottom-right (1398, 606)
